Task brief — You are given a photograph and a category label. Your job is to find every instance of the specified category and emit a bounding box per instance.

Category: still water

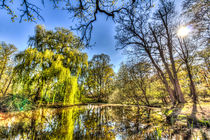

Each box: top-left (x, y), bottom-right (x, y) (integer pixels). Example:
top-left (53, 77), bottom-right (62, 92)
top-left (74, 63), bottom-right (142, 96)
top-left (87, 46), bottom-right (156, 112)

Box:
top-left (0, 104), bottom-right (209, 140)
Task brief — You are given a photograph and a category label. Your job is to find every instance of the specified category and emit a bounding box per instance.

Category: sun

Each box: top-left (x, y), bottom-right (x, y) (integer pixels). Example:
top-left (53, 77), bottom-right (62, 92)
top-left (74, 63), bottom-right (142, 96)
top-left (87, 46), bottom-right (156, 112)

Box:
top-left (177, 26), bottom-right (191, 38)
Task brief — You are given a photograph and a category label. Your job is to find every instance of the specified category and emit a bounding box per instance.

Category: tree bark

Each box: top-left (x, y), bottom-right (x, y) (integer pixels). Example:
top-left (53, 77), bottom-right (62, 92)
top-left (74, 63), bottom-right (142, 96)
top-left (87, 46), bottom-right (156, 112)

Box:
top-left (145, 48), bottom-right (176, 104)
top-left (186, 62), bottom-right (197, 103)
top-left (0, 60), bottom-right (7, 81)
top-left (3, 76), bottom-right (13, 96)
top-left (158, 10), bottom-right (185, 103)
top-left (178, 38), bottom-right (197, 103)
top-left (150, 28), bottom-right (180, 102)
top-left (167, 31), bottom-right (185, 103)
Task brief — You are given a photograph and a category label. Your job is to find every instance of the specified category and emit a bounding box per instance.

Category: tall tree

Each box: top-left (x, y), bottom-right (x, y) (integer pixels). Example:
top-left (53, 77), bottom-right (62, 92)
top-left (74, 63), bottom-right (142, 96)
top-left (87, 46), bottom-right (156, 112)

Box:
top-left (115, 63), bottom-right (136, 104)
top-left (86, 54), bottom-right (114, 102)
top-left (176, 35), bottom-right (198, 103)
top-left (179, 0), bottom-right (209, 102)
top-left (150, 0), bottom-right (185, 103)
top-left (115, 0), bottom-right (186, 104)
top-left (128, 61), bottom-right (151, 106)
top-left (115, 61), bottom-right (152, 106)
top-left (0, 42), bottom-right (17, 96)
top-left (15, 25), bottom-right (88, 104)
top-left (183, 0), bottom-right (209, 45)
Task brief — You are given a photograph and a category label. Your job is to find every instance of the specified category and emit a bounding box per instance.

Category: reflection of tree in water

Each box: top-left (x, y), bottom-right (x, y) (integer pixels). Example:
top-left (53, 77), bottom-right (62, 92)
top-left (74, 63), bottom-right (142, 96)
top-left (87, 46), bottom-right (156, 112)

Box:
top-left (74, 106), bottom-right (116, 139)
top-left (101, 106), bottom-right (165, 139)
top-left (0, 105), bottom-right (209, 139)
top-left (0, 107), bottom-right (84, 139)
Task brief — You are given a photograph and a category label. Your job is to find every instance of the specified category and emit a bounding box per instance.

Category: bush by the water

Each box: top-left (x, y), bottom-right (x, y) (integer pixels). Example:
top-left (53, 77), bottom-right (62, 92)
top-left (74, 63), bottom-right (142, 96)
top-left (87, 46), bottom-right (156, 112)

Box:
top-left (0, 94), bottom-right (34, 112)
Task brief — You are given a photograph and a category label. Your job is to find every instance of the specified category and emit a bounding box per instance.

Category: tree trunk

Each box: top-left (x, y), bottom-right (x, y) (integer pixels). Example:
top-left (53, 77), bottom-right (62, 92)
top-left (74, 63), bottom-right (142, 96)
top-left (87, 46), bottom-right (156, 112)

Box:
top-left (34, 87), bottom-right (41, 103)
top-left (158, 11), bottom-right (185, 103)
top-left (186, 62), bottom-right (197, 103)
top-left (3, 76), bottom-right (13, 96)
top-left (145, 48), bottom-right (176, 104)
top-left (0, 60), bottom-right (7, 81)
top-left (34, 78), bottom-right (43, 103)
top-left (151, 29), bottom-right (180, 103)
top-left (181, 38), bottom-right (197, 103)
top-left (168, 42), bottom-right (185, 103)
top-left (142, 89), bottom-right (150, 106)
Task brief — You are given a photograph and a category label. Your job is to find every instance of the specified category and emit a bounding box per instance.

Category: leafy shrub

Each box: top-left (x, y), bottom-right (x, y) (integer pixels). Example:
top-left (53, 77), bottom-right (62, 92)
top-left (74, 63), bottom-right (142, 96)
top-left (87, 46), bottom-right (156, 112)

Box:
top-left (0, 94), bottom-right (34, 112)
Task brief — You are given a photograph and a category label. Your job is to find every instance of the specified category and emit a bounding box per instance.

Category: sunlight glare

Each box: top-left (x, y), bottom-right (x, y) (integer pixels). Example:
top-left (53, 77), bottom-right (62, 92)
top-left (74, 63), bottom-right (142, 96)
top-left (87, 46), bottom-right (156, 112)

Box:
top-left (177, 26), bottom-right (191, 37)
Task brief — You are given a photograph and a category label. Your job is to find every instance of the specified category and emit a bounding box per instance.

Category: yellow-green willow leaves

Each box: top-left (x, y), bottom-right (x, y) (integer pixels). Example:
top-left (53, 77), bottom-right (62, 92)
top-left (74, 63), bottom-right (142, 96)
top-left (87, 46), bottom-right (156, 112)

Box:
top-left (14, 25), bottom-right (88, 105)
top-left (0, 42), bottom-right (17, 96)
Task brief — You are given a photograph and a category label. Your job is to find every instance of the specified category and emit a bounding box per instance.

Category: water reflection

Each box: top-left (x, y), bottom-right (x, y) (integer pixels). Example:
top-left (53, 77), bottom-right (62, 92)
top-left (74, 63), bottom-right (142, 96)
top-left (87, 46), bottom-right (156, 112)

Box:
top-left (0, 105), bottom-right (209, 139)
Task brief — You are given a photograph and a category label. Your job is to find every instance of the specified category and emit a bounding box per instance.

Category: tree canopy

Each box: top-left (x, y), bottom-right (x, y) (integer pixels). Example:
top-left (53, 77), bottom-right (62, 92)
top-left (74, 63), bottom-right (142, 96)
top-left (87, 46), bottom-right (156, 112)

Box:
top-left (86, 53), bottom-right (114, 102)
top-left (14, 25), bottom-right (88, 104)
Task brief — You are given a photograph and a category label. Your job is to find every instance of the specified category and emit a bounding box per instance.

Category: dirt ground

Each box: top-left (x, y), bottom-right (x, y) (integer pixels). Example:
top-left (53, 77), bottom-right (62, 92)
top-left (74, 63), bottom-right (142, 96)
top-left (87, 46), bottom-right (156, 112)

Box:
top-left (180, 101), bottom-right (210, 120)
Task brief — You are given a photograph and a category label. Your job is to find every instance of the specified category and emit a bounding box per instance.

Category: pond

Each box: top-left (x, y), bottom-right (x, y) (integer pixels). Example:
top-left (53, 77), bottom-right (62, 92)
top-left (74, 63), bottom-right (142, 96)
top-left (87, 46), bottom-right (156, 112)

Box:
top-left (0, 104), bottom-right (209, 139)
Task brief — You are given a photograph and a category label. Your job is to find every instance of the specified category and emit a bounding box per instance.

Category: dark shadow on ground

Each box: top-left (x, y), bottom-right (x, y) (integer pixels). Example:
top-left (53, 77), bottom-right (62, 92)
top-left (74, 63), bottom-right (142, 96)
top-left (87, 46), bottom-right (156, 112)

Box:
top-left (187, 102), bottom-right (210, 128)
top-left (166, 103), bottom-right (184, 125)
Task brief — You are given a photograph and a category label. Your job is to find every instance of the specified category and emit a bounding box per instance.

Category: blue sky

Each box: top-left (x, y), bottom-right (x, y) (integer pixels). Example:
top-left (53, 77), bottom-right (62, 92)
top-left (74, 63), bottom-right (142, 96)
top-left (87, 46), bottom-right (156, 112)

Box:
top-left (0, 0), bottom-right (182, 72)
top-left (0, 1), bottom-right (125, 73)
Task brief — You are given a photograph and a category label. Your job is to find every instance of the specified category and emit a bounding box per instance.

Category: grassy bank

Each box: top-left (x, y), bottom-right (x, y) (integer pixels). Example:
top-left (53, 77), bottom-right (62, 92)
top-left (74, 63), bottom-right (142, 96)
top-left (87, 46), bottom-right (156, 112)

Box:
top-left (0, 94), bottom-right (100, 112)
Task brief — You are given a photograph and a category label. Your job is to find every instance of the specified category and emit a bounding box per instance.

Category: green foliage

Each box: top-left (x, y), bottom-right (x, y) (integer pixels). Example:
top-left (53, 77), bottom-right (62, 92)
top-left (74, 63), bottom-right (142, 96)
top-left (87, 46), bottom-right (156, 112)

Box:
top-left (156, 127), bottom-right (162, 140)
top-left (85, 54), bottom-right (114, 102)
top-left (0, 0), bottom-right (209, 111)
top-left (0, 94), bottom-right (34, 112)
top-left (113, 61), bottom-right (156, 106)
top-left (108, 89), bottom-right (124, 104)
top-left (14, 25), bottom-right (88, 105)
top-left (0, 42), bottom-right (17, 96)
top-left (163, 109), bottom-right (173, 116)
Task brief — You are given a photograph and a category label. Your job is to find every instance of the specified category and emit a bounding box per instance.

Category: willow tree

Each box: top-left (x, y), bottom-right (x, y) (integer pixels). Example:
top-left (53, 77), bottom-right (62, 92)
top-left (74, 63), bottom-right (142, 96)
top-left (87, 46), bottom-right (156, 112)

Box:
top-left (0, 42), bottom-right (17, 96)
top-left (15, 25), bottom-right (88, 105)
